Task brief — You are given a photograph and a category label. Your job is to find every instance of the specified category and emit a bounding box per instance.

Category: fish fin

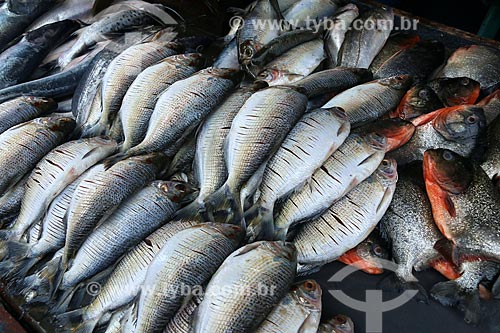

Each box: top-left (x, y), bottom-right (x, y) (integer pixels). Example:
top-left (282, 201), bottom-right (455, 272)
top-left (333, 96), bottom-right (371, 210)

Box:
top-left (51, 283), bottom-right (82, 315)
top-left (434, 238), bottom-right (456, 263)
top-left (204, 184), bottom-right (244, 227)
top-left (298, 311), bottom-right (320, 333)
top-left (101, 152), bottom-right (129, 170)
top-left (297, 263), bottom-right (323, 276)
top-left (233, 242), bottom-right (263, 257)
top-left (244, 203), bottom-right (275, 242)
top-left (443, 193), bottom-right (456, 217)
top-left (431, 280), bottom-right (481, 325)
top-left (174, 199), bottom-right (205, 221)
top-left (55, 307), bottom-right (99, 333)
top-left (378, 269), bottom-right (429, 304)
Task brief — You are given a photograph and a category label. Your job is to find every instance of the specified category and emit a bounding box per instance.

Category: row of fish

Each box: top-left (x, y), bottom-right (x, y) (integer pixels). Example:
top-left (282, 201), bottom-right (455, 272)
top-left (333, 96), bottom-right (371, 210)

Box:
top-left (0, 0), bottom-right (499, 332)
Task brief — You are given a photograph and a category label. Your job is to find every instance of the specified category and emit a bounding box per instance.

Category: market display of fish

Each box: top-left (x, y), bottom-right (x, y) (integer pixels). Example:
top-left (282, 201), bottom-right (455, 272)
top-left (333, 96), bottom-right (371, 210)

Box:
top-left (0, 0), bottom-right (499, 331)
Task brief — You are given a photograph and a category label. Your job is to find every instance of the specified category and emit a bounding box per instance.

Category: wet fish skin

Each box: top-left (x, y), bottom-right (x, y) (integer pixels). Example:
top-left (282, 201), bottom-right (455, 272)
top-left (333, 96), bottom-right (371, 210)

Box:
top-left (213, 37), bottom-right (239, 69)
top-left (255, 279), bottom-right (322, 333)
top-left (338, 7), bottom-right (394, 69)
top-left (324, 4), bottom-right (359, 68)
top-left (292, 67), bottom-right (373, 98)
top-left (389, 105), bottom-right (487, 165)
top-left (205, 86), bottom-right (308, 224)
top-left (284, 0), bottom-right (339, 28)
top-left (478, 89), bottom-right (500, 125)
top-left (125, 223), bottom-right (244, 333)
top-left (0, 174), bottom-right (28, 225)
top-left (0, 20), bottom-right (81, 90)
top-left (120, 53), bottom-right (204, 152)
top-left (163, 293), bottom-right (203, 333)
top-left (370, 33), bottom-right (421, 73)
top-left (428, 77), bottom-right (481, 107)
top-left (166, 134), bottom-right (197, 178)
top-left (193, 241), bottom-right (297, 333)
top-left (128, 68), bottom-right (242, 155)
top-left (0, 96), bottom-right (56, 134)
top-left (294, 158), bottom-right (398, 270)
top-left (60, 180), bottom-right (197, 290)
top-left (27, 0), bottom-right (95, 30)
top-left (317, 315), bottom-right (355, 333)
top-left (0, 116), bottom-right (74, 199)
top-left (374, 40), bottom-right (445, 82)
top-left (323, 75), bottom-right (412, 127)
top-left (424, 149), bottom-right (500, 264)
top-left (246, 107), bottom-right (350, 241)
top-left (0, 136), bottom-right (118, 242)
top-left (391, 84), bottom-right (443, 120)
top-left (273, 133), bottom-right (387, 238)
top-left (352, 118), bottom-right (416, 152)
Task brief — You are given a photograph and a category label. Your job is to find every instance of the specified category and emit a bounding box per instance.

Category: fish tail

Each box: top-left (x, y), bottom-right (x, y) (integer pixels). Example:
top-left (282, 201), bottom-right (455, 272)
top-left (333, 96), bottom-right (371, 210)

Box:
top-left (378, 269), bottom-right (429, 303)
top-left (273, 226), bottom-right (289, 242)
top-left (174, 198), bottom-right (205, 220)
top-left (23, 254), bottom-right (65, 303)
top-left (51, 285), bottom-right (81, 315)
top-left (204, 184), bottom-right (244, 227)
top-left (55, 307), bottom-right (98, 333)
top-left (431, 280), bottom-right (481, 324)
top-left (245, 203), bottom-right (275, 242)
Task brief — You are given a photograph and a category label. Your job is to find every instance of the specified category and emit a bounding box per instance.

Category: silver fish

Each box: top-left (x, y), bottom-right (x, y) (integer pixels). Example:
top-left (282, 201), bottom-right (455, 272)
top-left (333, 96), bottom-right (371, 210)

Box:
top-left (163, 293), bottom-right (204, 333)
top-left (246, 107), bottom-right (350, 241)
top-left (213, 37), bottom-right (240, 70)
top-left (324, 4), bottom-right (359, 68)
top-left (193, 241), bottom-right (297, 333)
top-left (294, 158), bottom-right (398, 272)
top-left (0, 96), bottom-right (56, 135)
top-left (120, 53), bottom-right (204, 151)
top-left (0, 174), bottom-right (28, 224)
top-left (317, 315), bottom-right (355, 333)
top-left (28, 0), bottom-right (95, 30)
top-left (284, 0), bottom-right (339, 28)
top-left (273, 133), bottom-right (387, 239)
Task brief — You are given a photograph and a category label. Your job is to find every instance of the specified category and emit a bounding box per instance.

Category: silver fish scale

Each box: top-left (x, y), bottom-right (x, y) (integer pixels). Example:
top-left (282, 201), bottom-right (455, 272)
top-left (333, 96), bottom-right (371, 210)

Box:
top-left (0, 118), bottom-right (67, 197)
top-left (130, 69), bottom-right (238, 154)
top-left (258, 108), bottom-right (350, 208)
top-left (129, 224), bottom-right (242, 333)
top-left (163, 293), bottom-right (203, 333)
top-left (193, 241), bottom-right (297, 333)
top-left (294, 161), bottom-right (397, 266)
top-left (121, 54), bottom-right (202, 151)
top-left (8, 137), bottom-right (117, 240)
top-left (0, 173), bottom-right (28, 220)
top-left (83, 220), bottom-right (199, 323)
top-left (379, 176), bottom-right (443, 281)
top-left (61, 181), bottom-right (183, 289)
top-left (274, 134), bottom-right (386, 233)
top-left (0, 97), bottom-right (50, 134)
top-left (225, 87), bottom-right (308, 189)
top-left (64, 155), bottom-right (160, 262)
top-left (194, 88), bottom-right (256, 202)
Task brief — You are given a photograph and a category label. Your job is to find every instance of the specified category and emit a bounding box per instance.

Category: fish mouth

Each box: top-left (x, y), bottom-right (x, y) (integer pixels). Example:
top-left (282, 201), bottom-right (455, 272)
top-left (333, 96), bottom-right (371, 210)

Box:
top-left (376, 120), bottom-right (415, 152)
top-left (338, 249), bottom-right (384, 274)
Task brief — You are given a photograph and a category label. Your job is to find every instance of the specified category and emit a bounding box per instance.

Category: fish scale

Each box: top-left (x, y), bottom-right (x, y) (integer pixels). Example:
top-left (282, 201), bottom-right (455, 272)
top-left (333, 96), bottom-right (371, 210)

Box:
top-left (163, 293), bottom-right (203, 333)
top-left (273, 133), bottom-right (387, 238)
top-left (0, 96), bottom-right (56, 134)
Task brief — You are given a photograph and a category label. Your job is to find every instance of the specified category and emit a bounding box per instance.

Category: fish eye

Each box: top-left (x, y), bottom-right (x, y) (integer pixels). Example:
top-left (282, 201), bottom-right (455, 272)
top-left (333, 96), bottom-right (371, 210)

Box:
top-left (442, 150), bottom-right (454, 161)
top-left (373, 245), bottom-right (383, 256)
top-left (334, 315), bottom-right (347, 325)
top-left (174, 184), bottom-right (187, 192)
top-left (304, 281), bottom-right (315, 290)
top-left (460, 78), bottom-right (470, 86)
top-left (418, 89), bottom-right (429, 99)
top-left (382, 159), bottom-right (390, 167)
top-left (466, 115), bottom-right (477, 124)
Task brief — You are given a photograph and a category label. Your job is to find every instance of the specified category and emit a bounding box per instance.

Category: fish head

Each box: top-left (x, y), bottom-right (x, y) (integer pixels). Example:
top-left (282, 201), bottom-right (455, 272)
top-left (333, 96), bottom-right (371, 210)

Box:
top-left (363, 132), bottom-right (388, 152)
top-left (374, 158), bottom-right (398, 186)
top-left (204, 67), bottom-right (243, 85)
top-left (40, 116), bottom-right (76, 135)
top-left (131, 152), bottom-right (168, 171)
top-left (338, 234), bottom-right (389, 274)
top-left (180, 53), bottom-right (206, 68)
top-left (364, 119), bottom-right (415, 152)
top-left (27, 97), bottom-right (57, 112)
top-left (320, 315), bottom-right (355, 333)
top-left (155, 180), bottom-right (198, 204)
top-left (292, 279), bottom-right (322, 310)
top-left (379, 74), bottom-right (413, 91)
top-left (432, 105), bottom-right (486, 143)
top-left (434, 77), bottom-right (481, 106)
top-left (239, 40), bottom-right (259, 65)
top-left (348, 67), bottom-right (374, 83)
top-left (256, 69), bottom-right (303, 86)
top-left (392, 84), bottom-right (443, 120)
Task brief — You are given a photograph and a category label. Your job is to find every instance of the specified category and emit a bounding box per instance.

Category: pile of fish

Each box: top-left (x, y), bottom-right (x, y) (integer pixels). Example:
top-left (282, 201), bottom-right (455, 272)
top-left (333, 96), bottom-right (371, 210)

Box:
top-left (0, 0), bottom-right (499, 331)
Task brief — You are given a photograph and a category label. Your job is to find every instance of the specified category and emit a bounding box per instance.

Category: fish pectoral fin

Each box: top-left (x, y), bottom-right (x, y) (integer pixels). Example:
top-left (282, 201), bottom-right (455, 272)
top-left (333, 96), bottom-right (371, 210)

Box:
top-left (233, 242), bottom-right (262, 257)
top-left (297, 311), bottom-right (320, 333)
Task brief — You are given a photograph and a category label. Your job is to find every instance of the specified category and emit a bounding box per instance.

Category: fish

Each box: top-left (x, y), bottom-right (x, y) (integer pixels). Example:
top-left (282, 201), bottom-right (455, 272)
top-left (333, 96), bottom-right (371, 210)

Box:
top-left (322, 75), bottom-right (412, 127)
top-left (481, 115), bottom-right (500, 180)
top-left (273, 133), bottom-right (387, 239)
top-left (0, 116), bottom-right (74, 199)
top-left (352, 118), bottom-right (416, 152)
top-left (166, 135), bottom-right (198, 178)
top-left (0, 136), bottom-right (117, 241)
top-left (213, 37), bottom-right (239, 69)
top-left (245, 107), bottom-right (350, 241)
top-left (370, 33), bottom-right (421, 73)
top-left (120, 53), bottom-right (204, 152)
top-left (431, 260), bottom-right (500, 324)
top-left (0, 0), bottom-right (60, 49)
top-left (240, 161), bottom-right (268, 211)
top-left (54, 219), bottom-right (201, 333)
top-left (27, 0), bottom-right (98, 30)
top-left (478, 89), bottom-right (500, 125)
top-left (122, 223), bottom-right (244, 333)
top-left (127, 68), bottom-right (241, 155)
top-left (317, 315), bottom-right (355, 333)
top-left (424, 149), bottom-right (500, 264)
top-left (236, 0), bottom-right (282, 65)
top-left (324, 4), bottom-right (359, 68)
top-left (192, 241), bottom-right (297, 333)
top-left (379, 167), bottom-right (448, 300)
top-left (374, 40), bottom-right (445, 81)
top-left (163, 293), bottom-right (204, 333)
top-left (204, 86), bottom-right (308, 224)
top-left (95, 41), bottom-right (183, 137)
top-left (427, 77), bottom-right (481, 107)
top-left (283, 0), bottom-right (339, 28)
top-left (59, 180), bottom-right (196, 291)
top-left (388, 105), bottom-right (487, 165)
top-left (338, 7), bottom-right (394, 69)
top-left (255, 279), bottom-right (322, 333)
top-left (0, 174), bottom-right (28, 226)
top-left (391, 84), bottom-right (444, 120)
top-left (434, 45), bottom-right (500, 93)
top-left (292, 67), bottom-right (373, 98)
top-left (257, 39), bottom-right (326, 86)
top-left (58, 2), bottom-right (177, 68)
top-left (337, 231), bottom-right (390, 275)
top-left (294, 158), bottom-right (397, 273)
top-left (0, 96), bottom-right (57, 134)
top-left (175, 86), bottom-right (262, 220)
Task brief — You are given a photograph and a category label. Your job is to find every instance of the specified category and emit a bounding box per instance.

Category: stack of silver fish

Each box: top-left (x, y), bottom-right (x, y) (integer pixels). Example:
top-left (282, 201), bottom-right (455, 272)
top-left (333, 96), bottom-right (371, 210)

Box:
top-left (0, 0), bottom-right (499, 331)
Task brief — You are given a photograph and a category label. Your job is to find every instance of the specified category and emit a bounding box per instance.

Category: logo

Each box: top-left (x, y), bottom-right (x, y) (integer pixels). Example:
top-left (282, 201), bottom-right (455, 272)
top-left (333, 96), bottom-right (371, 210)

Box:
top-left (328, 259), bottom-right (419, 333)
